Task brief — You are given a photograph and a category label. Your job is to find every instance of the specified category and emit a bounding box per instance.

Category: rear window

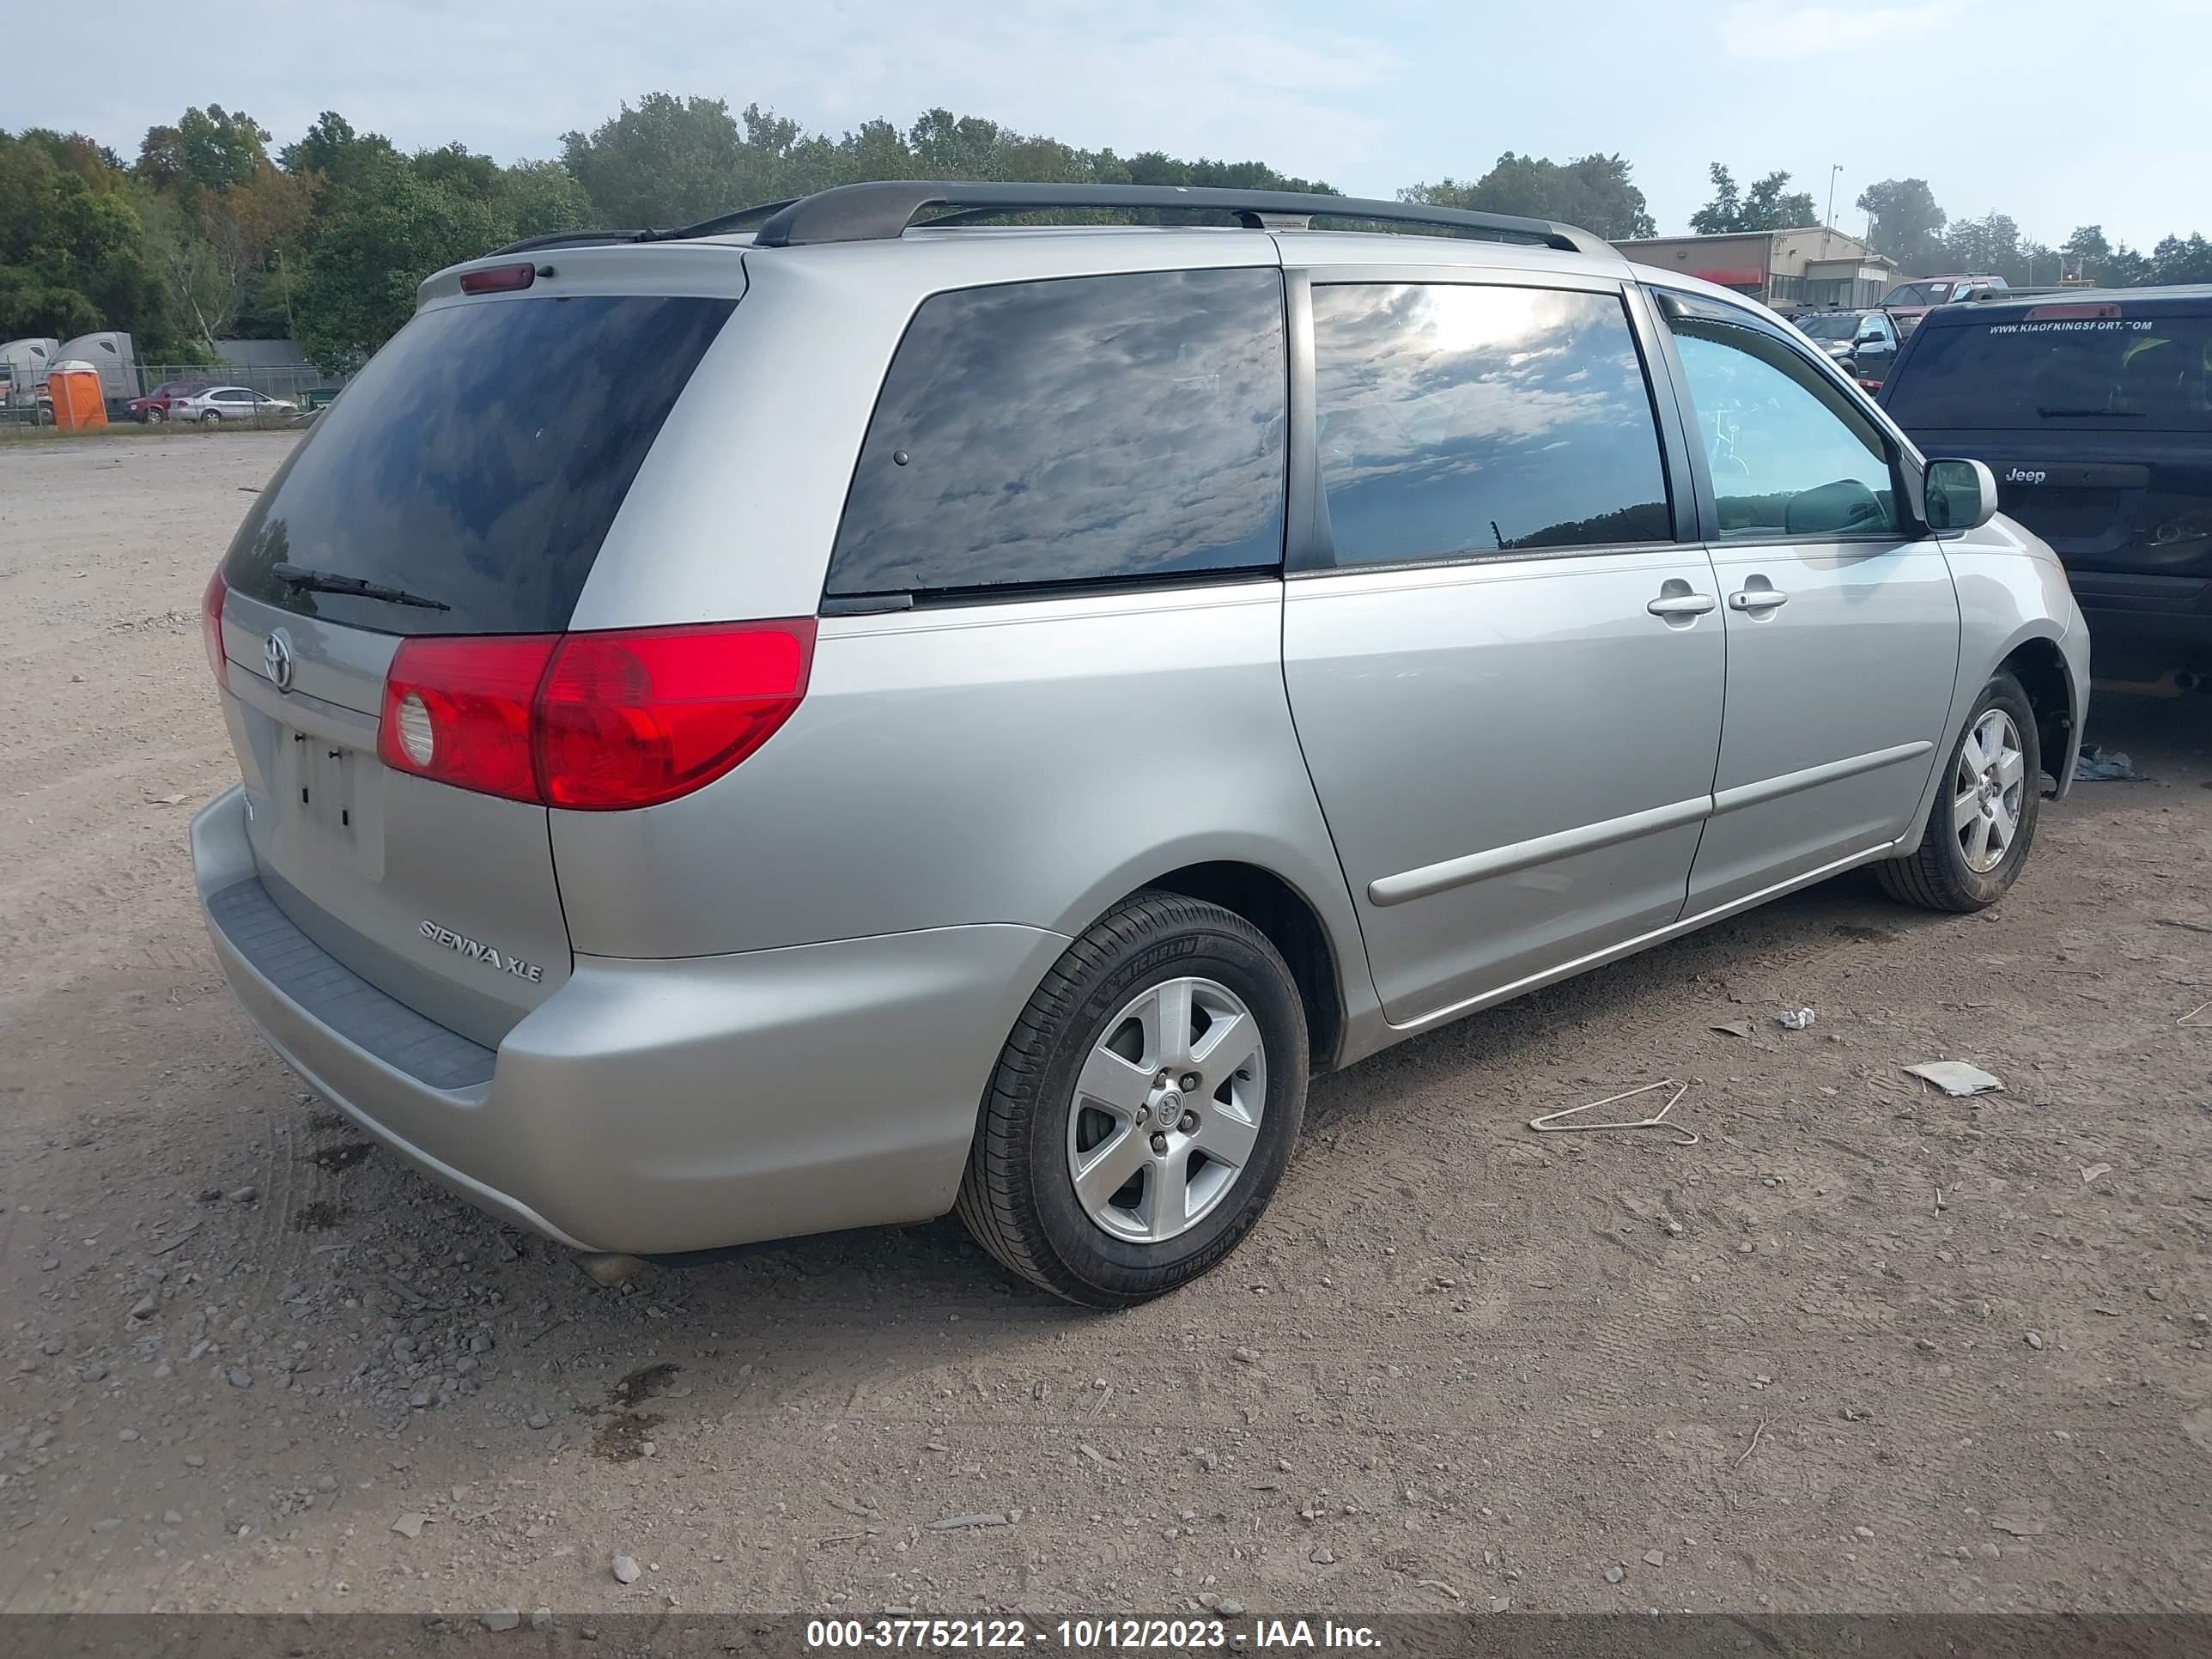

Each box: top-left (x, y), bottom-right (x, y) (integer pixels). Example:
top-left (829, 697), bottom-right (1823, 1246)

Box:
top-left (825, 267), bottom-right (1286, 598)
top-left (222, 294), bottom-right (736, 635)
top-left (1885, 282), bottom-right (1954, 307)
top-left (1886, 309), bottom-right (2212, 433)
top-left (1796, 312), bottom-right (1863, 341)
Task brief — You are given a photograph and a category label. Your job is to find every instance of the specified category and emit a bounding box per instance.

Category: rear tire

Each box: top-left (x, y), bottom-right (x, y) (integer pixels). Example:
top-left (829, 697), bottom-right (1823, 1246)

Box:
top-left (956, 891), bottom-right (1308, 1307)
top-left (1876, 672), bottom-right (2040, 912)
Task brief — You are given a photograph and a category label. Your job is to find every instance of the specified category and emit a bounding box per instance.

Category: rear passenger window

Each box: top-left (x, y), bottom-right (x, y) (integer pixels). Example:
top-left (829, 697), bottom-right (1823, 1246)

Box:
top-left (826, 268), bottom-right (1287, 598)
top-left (1308, 283), bottom-right (1672, 567)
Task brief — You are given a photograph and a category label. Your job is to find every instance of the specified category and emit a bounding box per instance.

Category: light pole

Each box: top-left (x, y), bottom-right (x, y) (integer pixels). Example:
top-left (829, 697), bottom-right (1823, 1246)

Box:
top-left (1819, 166), bottom-right (1844, 291)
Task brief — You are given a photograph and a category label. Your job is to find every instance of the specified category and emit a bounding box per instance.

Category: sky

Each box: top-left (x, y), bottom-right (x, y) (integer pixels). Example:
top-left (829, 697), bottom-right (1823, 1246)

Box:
top-left (25, 0), bottom-right (2212, 252)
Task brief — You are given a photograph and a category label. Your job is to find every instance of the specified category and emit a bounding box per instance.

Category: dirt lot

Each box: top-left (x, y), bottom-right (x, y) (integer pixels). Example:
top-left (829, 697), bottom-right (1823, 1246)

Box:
top-left (1, 432), bottom-right (2208, 1620)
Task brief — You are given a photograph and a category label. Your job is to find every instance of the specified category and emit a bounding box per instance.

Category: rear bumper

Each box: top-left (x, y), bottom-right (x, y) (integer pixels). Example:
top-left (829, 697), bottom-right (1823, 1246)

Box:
top-left (191, 786), bottom-right (1068, 1255)
top-left (2067, 569), bottom-right (2212, 651)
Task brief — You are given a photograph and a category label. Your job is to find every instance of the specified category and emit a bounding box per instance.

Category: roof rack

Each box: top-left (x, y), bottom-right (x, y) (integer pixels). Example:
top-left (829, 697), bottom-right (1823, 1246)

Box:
top-left (745, 181), bottom-right (1616, 258)
top-left (487, 199), bottom-right (799, 259)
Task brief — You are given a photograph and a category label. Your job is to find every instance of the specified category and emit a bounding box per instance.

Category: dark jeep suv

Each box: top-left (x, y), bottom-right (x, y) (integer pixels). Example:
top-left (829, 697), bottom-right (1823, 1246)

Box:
top-left (1882, 285), bottom-right (2212, 663)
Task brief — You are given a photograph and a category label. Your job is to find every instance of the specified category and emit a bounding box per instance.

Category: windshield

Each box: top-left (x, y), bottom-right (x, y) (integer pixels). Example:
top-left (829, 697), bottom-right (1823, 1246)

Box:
top-left (222, 293), bottom-right (736, 635)
top-left (1886, 309), bottom-right (2212, 432)
top-left (1885, 282), bottom-right (1954, 307)
top-left (1796, 313), bottom-right (1864, 340)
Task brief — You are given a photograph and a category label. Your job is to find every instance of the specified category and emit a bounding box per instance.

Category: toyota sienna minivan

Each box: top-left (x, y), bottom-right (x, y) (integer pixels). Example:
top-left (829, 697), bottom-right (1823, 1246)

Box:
top-left (194, 181), bottom-right (2087, 1305)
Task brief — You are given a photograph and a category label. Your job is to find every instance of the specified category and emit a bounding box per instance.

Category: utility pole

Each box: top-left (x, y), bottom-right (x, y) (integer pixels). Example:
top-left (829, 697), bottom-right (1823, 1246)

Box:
top-left (1821, 166), bottom-right (1842, 266)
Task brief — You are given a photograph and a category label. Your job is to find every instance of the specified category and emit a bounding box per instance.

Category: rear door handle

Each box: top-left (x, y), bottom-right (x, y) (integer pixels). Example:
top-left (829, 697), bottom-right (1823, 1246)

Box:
top-left (1647, 592), bottom-right (1717, 617)
top-left (1730, 588), bottom-right (1789, 611)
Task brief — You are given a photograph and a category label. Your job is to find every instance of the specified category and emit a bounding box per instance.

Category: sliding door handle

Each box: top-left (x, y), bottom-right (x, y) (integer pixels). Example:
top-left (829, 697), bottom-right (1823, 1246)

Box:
top-left (1647, 592), bottom-right (1717, 617)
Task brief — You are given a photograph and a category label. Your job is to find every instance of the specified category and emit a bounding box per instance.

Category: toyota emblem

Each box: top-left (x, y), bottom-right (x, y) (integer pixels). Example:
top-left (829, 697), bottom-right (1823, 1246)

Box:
top-left (264, 629), bottom-right (296, 694)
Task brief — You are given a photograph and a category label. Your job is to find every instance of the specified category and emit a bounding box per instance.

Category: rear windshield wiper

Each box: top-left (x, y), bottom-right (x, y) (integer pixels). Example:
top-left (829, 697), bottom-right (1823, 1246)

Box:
top-left (271, 562), bottom-right (452, 611)
top-left (2036, 406), bottom-right (2144, 418)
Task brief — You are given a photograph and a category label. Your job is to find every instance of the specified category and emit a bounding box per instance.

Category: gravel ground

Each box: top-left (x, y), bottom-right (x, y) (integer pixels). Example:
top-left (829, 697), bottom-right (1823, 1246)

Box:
top-left (1, 432), bottom-right (2208, 1620)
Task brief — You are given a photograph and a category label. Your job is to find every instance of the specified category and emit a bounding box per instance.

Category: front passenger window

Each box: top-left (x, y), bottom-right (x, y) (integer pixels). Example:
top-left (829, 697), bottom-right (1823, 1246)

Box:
top-left (1668, 314), bottom-right (1900, 539)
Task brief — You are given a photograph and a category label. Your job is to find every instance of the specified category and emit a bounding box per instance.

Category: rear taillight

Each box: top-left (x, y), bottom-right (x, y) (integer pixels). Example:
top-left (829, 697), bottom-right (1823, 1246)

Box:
top-left (377, 621), bottom-right (815, 811)
top-left (378, 634), bottom-right (557, 804)
top-left (202, 570), bottom-right (229, 690)
top-left (536, 623), bottom-right (816, 809)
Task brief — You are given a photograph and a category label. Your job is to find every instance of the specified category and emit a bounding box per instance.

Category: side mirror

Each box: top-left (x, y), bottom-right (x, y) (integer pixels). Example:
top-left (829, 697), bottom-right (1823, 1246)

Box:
top-left (1855, 330), bottom-right (1884, 346)
top-left (1924, 458), bottom-right (1999, 532)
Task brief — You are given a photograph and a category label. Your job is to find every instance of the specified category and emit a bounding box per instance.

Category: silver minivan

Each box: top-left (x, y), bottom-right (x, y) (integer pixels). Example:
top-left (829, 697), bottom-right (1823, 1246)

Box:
top-left (193, 182), bottom-right (2087, 1305)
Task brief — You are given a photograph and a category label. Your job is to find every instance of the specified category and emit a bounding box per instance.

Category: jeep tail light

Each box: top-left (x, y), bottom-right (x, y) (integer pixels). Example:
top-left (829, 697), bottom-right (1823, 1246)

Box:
top-left (202, 569), bottom-right (230, 690)
top-left (377, 621), bottom-right (816, 811)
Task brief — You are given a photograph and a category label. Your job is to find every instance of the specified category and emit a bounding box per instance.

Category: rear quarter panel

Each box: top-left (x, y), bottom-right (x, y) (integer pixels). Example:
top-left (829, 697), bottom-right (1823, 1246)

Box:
top-left (550, 583), bottom-right (1372, 999)
top-left (567, 231), bottom-right (1281, 632)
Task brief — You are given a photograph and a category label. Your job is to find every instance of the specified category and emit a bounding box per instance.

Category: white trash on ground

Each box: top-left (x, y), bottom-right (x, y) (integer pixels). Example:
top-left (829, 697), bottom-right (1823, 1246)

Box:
top-left (2074, 745), bottom-right (2145, 782)
top-left (1905, 1060), bottom-right (2006, 1097)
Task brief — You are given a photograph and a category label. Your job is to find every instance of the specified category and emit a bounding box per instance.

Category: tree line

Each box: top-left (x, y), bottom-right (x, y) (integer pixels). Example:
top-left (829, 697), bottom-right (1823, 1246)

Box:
top-left (3, 95), bottom-right (2204, 378)
top-left (1849, 175), bottom-right (2210, 289)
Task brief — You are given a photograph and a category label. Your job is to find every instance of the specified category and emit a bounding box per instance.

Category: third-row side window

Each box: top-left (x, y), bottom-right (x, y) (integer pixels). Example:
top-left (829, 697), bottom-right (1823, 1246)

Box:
top-left (1309, 283), bottom-right (1674, 567)
top-left (827, 267), bottom-right (1288, 598)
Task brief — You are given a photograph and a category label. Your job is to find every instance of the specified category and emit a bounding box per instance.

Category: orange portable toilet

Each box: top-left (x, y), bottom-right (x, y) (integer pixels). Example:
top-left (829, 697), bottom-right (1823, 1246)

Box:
top-left (47, 361), bottom-right (107, 430)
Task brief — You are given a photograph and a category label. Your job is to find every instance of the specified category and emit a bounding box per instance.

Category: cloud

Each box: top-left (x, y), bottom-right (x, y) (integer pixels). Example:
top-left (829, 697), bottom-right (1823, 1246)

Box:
top-left (1720, 3), bottom-right (1918, 58)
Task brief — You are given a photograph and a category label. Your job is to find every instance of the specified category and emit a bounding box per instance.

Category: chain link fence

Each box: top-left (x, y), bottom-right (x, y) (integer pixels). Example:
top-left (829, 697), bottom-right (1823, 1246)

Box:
top-left (1, 358), bottom-right (346, 438)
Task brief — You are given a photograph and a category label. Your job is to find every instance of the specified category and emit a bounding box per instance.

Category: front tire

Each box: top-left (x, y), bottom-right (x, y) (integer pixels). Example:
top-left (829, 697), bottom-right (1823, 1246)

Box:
top-left (202, 410), bottom-right (222, 426)
top-left (957, 892), bottom-right (1308, 1307)
top-left (1876, 672), bottom-right (2040, 912)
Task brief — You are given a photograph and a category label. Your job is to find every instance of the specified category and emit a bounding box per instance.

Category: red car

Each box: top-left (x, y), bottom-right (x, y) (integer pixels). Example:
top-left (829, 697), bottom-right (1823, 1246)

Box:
top-left (129, 381), bottom-right (213, 422)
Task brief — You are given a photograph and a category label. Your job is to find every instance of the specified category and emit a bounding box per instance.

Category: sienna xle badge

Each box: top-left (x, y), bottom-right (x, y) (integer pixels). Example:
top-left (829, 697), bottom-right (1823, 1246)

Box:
top-left (193, 181), bottom-right (2087, 1305)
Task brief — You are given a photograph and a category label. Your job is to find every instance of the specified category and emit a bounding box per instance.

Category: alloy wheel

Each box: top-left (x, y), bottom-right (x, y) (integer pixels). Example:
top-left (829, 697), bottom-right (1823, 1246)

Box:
top-left (1953, 708), bottom-right (2025, 873)
top-left (1065, 975), bottom-right (1267, 1244)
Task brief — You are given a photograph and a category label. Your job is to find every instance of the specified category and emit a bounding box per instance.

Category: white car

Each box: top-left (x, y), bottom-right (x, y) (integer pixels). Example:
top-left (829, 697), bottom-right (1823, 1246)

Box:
top-left (177, 386), bottom-right (299, 424)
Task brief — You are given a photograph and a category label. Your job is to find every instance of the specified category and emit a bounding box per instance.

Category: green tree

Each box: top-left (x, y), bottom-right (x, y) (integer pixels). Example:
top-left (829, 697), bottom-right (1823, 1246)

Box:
top-left (0, 129), bottom-right (175, 349)
top-left (495, 160), bottom-right (593, 240)
top-left (559, 94), bottom-right (749, 227)
top-left (2062, 224), bottom-right (2112, 283)
top-left (2104, 246), bottom-right (2154, 286)
top-left (557, 94), bottom-right (1335, 234)
top-left (1402, 151), bottom-right (1655, 240)
top-left (293, 152), bottom-right (502, 373)
top-left (2146, 233), bottom-right (2212, 285)
top-left (142, 163), bottom-right (313, 350)
top-left (1856, 178), bottom-right (1947, 273)
top-left (137, 105), bottom-right (271, 197)
top-left (410, 141), bottom-right (501, 203)
top-left (1939, 211), bottom-right (2021, 276)
top-left (279, 112), bottom-right (397, 194)
top-left (1690, 163), bottom-right (1817, 234)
